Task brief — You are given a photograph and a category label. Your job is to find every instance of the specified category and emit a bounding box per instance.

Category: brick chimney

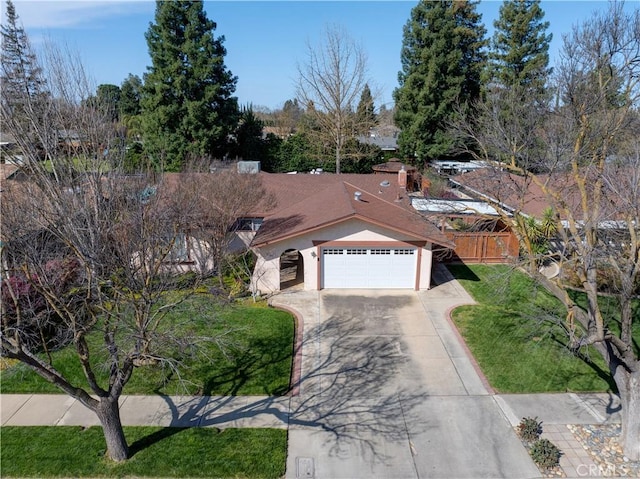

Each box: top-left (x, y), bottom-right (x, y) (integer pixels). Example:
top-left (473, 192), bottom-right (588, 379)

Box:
top-left (398, 165), bottom-right (407, 188)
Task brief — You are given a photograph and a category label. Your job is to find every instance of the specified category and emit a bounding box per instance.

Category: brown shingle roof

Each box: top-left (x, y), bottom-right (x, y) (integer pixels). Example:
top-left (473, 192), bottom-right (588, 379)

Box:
top-left (372, 159), bottom-right (417, 173)
top-left (451, 169), bottom-right (548, 217)
top-left (251, 172), bottom-right (453, 247)
top-left (451, 167), bottom-right (624, 221)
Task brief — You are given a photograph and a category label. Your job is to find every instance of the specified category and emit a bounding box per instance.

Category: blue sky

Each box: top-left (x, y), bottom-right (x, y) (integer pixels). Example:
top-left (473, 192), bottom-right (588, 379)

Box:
top-left (7, 1), bottom-right (635, 110)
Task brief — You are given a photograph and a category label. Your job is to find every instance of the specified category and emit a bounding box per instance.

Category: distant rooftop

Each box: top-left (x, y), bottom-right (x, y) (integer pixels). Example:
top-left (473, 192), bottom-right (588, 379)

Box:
top-left (411, 198), bottom-right (505, 217)
top-left (357, 126), bottom-right (400, 151)
top-left (431, 160), bottom-right (488, 175)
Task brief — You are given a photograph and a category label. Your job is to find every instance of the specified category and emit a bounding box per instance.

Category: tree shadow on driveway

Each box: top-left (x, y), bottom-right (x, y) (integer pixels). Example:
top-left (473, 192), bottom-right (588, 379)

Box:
top-left (138, 293), bottom-right (430, 467)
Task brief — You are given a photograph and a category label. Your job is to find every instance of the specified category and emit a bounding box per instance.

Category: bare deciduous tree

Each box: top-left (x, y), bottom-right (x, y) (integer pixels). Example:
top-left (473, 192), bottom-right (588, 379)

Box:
top-left (0, 37), bottom-right (212, 462)
top-left (453, 3), bottom-right (640, 459)
top-left (296, 24), bottom-right (369, 174)
top-left (177, 167), bottom-right (275, 286)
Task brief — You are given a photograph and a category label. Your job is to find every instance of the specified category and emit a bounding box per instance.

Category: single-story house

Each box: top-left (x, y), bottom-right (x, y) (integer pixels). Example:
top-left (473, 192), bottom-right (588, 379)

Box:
top-left (247, 171), bottom-right (454, 294)
top-left (1, 166), bottom-right (455, 295)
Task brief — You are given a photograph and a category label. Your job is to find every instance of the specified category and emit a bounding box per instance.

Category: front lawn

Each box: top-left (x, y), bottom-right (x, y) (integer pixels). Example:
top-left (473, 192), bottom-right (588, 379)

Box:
top-left (448, 264), bottom-right (619, 393)
top-left (1, 426), bottom-right (286, 478)
top-left (1, 295), bottom-right (295, 396)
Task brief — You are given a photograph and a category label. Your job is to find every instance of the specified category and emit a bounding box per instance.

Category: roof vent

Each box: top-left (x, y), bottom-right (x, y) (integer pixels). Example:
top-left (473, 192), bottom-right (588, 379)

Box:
top-left (354, 191), bottom-right (362, 201)
top-left (379, 180), bottom-right (390, 187)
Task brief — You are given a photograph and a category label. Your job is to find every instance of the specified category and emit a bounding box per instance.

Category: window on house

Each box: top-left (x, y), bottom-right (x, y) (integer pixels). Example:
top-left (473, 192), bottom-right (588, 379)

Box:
top-left (168, 233), bottom-right (191, 263)
top-left (394, 249), bottom-right (415, 255)
top-left (235, 218), bottom-right (263, 231)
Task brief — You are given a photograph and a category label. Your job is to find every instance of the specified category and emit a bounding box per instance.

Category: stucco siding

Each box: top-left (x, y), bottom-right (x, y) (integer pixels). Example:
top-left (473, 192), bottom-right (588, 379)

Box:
top-left (251, 218), bottom-right (435, 294)
top-left (418, 243), bottom-right (433, 290)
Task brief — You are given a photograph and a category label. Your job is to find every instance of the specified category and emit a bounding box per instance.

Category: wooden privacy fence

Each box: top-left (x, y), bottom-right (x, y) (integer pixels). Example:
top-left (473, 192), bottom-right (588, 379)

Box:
top-left (442, 231), bottom-right (519, 263)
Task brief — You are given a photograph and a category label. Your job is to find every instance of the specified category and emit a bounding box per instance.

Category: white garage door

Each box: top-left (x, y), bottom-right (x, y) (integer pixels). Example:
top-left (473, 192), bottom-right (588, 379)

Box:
top-left (322, 247), bottom-right (417, 289)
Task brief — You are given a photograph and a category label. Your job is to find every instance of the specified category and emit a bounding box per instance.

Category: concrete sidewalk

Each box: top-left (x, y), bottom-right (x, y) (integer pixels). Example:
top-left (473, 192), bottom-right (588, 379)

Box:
top-left (1, 392), bottom-right (619, 429)
top-left (1, 394), bottom-right (291, 429)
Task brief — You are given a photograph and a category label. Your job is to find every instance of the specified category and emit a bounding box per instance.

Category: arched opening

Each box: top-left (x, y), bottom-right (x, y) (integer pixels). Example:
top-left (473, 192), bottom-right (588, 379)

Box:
top-left (280, 249), bottom-right (304, 290)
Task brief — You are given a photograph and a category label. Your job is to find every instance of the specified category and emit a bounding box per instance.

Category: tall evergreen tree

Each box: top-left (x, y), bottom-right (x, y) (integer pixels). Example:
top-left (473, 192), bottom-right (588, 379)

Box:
top-left (393, 0), bottom-right (487, 162)
top-left (141, 0), bottom-right (238, 171)
top-left (96, 84), bottom-right (121, 122)
top-left (119, 74), bottom-right (142, 117)
top-left (0, 0), bottom-right (48, 142)
top-left (231, 105), bottom-right (265, 161)
top-left (488, 0), bottom-right (552, 96)
top-left (355, 83), bottom-right (376, 134)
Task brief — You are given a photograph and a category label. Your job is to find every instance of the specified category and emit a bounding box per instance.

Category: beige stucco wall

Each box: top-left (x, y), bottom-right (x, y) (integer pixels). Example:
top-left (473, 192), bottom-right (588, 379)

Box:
top-left (229, 231), bottom-right (256, 252)
top-left (251, 218), bottom-right (435, 294)
top-left (131, 237), bottom-right (215, 276)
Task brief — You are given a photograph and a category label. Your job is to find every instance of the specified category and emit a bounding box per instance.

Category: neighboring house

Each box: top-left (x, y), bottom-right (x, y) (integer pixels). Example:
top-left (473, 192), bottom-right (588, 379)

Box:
top-left (449, 167), bottom-right (635, 254)
top-left (357, 126), bottom-right (400, 152)
top-left (0, 131), bottom-right (22, 165)
top-left (411, 197), bottom-right (519, 263)
top-left (449, 168), bottom-right (552, 219)
top-left (247, 171), bottom-right (454, 294)
top-left (432, 160), bottom-right (488, 176)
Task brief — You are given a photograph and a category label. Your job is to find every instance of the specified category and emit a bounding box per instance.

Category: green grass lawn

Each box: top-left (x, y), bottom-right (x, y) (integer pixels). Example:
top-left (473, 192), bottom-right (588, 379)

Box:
top-left (1, 295), bottom-right (295, 396)
top-left (1, 426), bottom-right (286, 478)
top-left (448, 264), bottom-right (626, 393)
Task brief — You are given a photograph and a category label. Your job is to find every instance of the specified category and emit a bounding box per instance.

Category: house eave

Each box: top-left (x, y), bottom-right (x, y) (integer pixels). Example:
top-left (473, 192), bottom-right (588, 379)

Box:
top-left (251, 213), bottom-right (454, 249)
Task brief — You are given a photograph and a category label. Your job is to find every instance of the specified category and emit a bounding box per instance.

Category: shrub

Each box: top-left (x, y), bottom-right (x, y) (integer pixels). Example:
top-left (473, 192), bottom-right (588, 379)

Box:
top-left (529, 438), bottom-right (561, 470)
top-left (1, 257), bottom-right (82, 350)
top-left (517, 416), bottom-right (542, 442)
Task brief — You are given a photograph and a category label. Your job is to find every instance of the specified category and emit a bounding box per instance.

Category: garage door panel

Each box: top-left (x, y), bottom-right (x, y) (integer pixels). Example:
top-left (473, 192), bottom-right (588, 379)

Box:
top-left (322, 247), bottom-right (416, 289)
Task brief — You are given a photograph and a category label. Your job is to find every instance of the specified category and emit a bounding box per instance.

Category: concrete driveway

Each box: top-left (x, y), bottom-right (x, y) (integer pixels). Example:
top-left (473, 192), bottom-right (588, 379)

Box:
top-left (272, 270), bottom-right (541, 479)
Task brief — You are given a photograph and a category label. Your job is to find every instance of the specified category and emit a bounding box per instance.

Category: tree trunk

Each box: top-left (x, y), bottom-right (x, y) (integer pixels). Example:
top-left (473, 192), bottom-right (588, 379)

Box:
top-left (616, 369), bottom-right (640, 461)
top-left (96, 398), bottom-right (129, 462)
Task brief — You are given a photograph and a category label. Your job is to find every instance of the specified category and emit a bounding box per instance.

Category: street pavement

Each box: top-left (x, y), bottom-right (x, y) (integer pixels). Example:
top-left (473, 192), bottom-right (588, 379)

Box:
top-left (0, 265), bottom-right (622, 479)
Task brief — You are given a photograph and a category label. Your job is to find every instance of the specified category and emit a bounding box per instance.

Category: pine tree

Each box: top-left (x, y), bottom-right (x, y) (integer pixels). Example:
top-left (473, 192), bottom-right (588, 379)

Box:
top-left (119, 74), bottom-right (142, 117)
top-left (393, 0), bottom-right (487, 162)
top-left (355, 83), bottom-right (376, 135)
top-left (141, 0), bottom-right (238, 171)
top-left (231, 105), bottom-right (265, 161)
top-left (1, 0), bottom-right (48, 142)
top-left (488, 0), bottom-right (552, 97)
top-left (96, 84), bottom-right (121, 122)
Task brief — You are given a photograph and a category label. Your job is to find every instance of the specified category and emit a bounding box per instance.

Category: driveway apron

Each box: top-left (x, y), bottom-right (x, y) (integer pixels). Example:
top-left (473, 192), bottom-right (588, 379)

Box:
top-left (273, 267), bottom-right (540, 479)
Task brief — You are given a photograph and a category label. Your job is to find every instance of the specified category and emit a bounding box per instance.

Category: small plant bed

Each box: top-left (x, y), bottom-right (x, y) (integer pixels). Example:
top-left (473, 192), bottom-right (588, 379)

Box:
top-left (529, 438), bottom-right (563, 477)
top-left (1, 295), bottom-right (295, 396)
top-left (517, 416), bottom-right (543, 444)
top-left (0, 426), bottom-right (286, 478)
top-left (516, 417), bottom-right (563, 477)
top-left (448, 264), bottom-right (618, 393)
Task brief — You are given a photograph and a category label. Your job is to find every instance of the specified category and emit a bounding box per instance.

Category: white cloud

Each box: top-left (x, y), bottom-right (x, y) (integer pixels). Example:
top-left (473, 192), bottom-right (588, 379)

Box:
top-left (12, 1), bottom-right (153, 30)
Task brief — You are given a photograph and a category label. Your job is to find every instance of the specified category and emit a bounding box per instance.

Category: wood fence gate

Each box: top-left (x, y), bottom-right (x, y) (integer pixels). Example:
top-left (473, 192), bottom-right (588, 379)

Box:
top-left (442, 231), bottom-right (519, 263)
